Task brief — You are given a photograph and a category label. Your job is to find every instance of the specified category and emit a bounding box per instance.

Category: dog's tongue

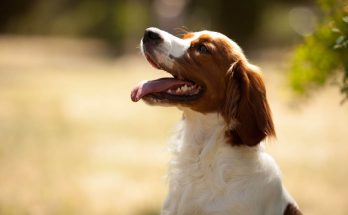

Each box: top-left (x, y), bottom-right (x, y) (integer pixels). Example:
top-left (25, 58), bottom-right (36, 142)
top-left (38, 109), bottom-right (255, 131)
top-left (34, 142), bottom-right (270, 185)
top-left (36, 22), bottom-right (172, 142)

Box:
top-left (131, 78), bottom-right (189, 102)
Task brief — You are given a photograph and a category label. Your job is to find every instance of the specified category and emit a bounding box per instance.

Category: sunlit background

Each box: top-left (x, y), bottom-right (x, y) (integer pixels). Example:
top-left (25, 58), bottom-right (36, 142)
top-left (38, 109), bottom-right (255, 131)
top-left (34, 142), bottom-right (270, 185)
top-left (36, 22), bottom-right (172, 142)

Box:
top-left (1, 0), bottom-right (348, 214)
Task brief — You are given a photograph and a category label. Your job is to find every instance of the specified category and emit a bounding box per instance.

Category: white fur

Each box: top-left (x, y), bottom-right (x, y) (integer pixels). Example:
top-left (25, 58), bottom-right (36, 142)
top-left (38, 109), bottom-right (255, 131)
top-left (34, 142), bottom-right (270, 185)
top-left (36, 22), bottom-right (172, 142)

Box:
top-left (162, 109), bottom-right (295, 215)
top-left (143, 27), bottom-right (190, 69)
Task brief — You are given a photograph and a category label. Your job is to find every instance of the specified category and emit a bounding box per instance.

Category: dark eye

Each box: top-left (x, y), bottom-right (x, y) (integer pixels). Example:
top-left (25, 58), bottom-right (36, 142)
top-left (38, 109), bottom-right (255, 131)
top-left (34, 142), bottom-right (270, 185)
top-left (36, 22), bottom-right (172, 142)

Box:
top-left (197, 44), bottom-right (209, 53)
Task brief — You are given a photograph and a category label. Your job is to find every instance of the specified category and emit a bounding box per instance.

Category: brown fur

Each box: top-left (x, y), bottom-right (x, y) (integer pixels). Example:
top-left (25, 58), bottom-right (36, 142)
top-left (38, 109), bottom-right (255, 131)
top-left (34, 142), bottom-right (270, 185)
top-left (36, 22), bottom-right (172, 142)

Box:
top-left (222, 61), bottom-right (275, 146)
top-left (180, 34), bottom-right (275, 146)
top-left (284, 203), bottom-right (303, 215)
top-left (169, 36), bottom-right (232, 113)
top-left (182, 32), bottom-right (194, 39)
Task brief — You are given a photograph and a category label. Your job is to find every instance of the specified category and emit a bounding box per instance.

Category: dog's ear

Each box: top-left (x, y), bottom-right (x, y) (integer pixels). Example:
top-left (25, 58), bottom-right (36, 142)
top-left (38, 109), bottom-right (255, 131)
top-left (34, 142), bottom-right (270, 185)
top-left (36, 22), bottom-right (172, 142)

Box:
top-left (222, 61), bottom-right (275, 146)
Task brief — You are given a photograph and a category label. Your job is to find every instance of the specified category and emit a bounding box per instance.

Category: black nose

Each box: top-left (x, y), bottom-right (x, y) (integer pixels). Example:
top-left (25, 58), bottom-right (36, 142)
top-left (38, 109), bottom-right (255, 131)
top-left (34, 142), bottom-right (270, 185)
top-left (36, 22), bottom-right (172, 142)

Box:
top-left (143, 29), bottom-right (162, 43)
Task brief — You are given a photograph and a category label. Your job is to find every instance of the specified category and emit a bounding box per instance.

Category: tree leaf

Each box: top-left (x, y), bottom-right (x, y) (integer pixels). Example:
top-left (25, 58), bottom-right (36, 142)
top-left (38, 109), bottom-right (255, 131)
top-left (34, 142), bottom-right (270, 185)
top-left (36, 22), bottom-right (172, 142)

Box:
top-left (332, 27), bottom-right (341, 33)
top-left (336, 35), bottom-right (345, 44)
top-left (334, 44), bottom-right (341, 49)
top-left (343, 41), bottom-right (348, 47)
top-left (343, 16), bottom-right (348, 23)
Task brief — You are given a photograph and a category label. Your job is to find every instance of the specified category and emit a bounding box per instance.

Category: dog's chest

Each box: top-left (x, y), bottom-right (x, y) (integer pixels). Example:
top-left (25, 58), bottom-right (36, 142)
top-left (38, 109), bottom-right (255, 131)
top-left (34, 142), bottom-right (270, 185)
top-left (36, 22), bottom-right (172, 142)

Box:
top-left (163, 112), bottom-right (286, 215)
top-left (166, 116), bottom-right (246, 213)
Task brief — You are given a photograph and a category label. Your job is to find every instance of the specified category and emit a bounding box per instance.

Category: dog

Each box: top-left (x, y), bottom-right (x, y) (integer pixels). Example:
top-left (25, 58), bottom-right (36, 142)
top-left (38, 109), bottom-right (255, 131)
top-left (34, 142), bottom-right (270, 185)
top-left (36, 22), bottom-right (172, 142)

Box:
top-left (131, 27), bottom-right (302, 215)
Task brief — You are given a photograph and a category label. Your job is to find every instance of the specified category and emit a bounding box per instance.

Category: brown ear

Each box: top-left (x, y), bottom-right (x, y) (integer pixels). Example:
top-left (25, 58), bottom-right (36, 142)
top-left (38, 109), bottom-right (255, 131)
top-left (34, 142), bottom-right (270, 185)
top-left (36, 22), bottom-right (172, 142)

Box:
top-left (222, 61), bottom-right (275, 146)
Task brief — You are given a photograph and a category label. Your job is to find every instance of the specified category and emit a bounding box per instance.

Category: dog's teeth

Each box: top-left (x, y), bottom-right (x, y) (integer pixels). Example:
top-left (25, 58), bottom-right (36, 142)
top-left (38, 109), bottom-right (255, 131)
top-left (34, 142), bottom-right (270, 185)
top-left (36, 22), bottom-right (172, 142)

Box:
top-left (149, 97), bottom-right (160, 103)
top-left (166, 84), bottom-right (200, 96)
top-left (182, 85), bottom-right (188, 92)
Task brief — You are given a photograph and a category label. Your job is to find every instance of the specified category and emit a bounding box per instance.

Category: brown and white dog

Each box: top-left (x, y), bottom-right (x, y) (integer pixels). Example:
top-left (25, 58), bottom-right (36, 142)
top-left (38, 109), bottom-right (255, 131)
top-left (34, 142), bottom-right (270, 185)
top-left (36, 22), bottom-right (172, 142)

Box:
top-left (131, 27), bottom-right (302, 215)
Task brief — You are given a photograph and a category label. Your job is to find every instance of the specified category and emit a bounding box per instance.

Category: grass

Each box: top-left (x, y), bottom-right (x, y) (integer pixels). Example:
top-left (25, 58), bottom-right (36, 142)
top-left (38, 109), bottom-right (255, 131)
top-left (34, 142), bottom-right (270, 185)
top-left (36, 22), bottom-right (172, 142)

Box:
top-left (0, 36), bottom-right (347, 215)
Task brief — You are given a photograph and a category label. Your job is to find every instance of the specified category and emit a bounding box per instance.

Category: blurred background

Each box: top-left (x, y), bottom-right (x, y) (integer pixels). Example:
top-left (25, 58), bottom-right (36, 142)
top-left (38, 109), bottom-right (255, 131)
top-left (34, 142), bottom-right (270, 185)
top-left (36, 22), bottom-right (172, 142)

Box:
top-left (0, 0), bottom-right (347, 214)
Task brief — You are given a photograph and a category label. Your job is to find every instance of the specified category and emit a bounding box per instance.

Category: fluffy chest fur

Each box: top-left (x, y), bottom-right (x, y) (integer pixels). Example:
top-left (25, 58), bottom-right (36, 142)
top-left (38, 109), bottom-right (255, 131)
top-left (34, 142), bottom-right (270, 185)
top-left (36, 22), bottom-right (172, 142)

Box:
top-left (162, 110), bottom-right (292, 215)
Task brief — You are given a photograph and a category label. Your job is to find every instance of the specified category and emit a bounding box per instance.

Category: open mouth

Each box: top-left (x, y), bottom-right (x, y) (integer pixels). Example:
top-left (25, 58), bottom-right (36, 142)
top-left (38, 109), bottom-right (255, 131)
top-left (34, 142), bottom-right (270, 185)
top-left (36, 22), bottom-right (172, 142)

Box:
top-left (131, 53), bottom-right (204, 103)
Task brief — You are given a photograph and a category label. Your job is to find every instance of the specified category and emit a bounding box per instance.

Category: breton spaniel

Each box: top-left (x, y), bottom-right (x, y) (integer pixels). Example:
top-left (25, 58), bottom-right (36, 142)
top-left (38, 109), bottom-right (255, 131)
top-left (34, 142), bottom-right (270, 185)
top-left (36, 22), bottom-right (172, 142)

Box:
top-left (131, 27), bottom-right (302, 215)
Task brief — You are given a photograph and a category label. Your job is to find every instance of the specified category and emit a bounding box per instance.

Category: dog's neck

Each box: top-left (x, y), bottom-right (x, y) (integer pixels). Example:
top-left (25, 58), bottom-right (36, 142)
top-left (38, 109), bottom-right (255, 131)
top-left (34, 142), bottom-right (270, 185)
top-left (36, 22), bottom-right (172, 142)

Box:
top-left (168, 108), bottom-right (266, 194)
top-left (182, 109), bottom-right (225, 143)
top-left (171, 108), bottom-right (262, 163)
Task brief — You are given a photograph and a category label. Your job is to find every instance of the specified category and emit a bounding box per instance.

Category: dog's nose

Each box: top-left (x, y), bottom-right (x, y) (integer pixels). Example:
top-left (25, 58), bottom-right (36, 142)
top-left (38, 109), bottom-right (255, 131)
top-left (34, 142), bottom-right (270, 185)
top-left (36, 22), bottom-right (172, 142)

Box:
top-left (143, 29), bottom-right (162, 43)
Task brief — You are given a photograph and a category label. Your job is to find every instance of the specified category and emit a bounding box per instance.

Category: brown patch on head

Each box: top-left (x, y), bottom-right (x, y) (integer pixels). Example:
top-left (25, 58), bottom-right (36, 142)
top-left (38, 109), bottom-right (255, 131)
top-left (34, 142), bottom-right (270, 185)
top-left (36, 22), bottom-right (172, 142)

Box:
top-left (284, 203), bottom-right (302, 215)
top-left (169, 34), bottom-right (238, 112)
top-left (182, 33), bottom-right (194, 39)
top-left (191, 34), bottom-right (213, 43)
top-left (170, 33), bottom-right (275, 151)
top-left (222, 61), bottom-right (275, 146)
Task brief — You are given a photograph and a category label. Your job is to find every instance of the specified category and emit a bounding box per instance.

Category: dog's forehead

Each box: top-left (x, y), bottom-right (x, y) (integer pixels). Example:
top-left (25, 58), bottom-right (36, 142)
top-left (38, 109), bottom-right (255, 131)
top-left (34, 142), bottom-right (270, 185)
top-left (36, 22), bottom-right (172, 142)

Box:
top-left (186, 31), bottom-right (242, 52)
top-left (191, 31), bottom-right (225, 39)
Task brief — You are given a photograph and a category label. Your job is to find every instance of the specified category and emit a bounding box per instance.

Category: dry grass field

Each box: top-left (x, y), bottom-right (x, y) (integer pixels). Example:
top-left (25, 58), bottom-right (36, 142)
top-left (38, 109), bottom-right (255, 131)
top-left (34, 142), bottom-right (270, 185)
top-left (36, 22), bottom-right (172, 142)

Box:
top-left (0, 36), bottom-right (347, 215)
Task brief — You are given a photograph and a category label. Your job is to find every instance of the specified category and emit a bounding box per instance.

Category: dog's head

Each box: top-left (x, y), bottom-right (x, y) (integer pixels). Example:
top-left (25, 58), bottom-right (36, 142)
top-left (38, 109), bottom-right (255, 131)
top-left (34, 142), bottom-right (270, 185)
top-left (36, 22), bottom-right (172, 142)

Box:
top-left (131, 27), bottom-right (275, 146)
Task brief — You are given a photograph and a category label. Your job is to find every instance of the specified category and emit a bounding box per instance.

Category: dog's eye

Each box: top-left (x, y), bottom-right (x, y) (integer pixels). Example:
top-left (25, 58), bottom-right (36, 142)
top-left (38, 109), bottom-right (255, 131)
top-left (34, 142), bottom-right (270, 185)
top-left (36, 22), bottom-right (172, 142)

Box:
top-left (197, 44), bottom-right (209, 54)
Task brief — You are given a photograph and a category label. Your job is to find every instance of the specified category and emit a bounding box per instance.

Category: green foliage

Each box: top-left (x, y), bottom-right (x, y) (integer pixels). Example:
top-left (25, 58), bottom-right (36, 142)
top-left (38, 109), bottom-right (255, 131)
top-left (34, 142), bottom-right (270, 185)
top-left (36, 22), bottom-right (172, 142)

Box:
top-left (290, 0), bottom-right (348, 101)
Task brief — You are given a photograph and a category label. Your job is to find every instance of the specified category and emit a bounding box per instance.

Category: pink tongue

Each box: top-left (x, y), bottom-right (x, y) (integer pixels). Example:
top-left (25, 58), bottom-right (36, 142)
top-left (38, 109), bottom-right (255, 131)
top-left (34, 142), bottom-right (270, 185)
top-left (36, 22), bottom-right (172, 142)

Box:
top-left (131, 78), bottom-right (190, 102)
